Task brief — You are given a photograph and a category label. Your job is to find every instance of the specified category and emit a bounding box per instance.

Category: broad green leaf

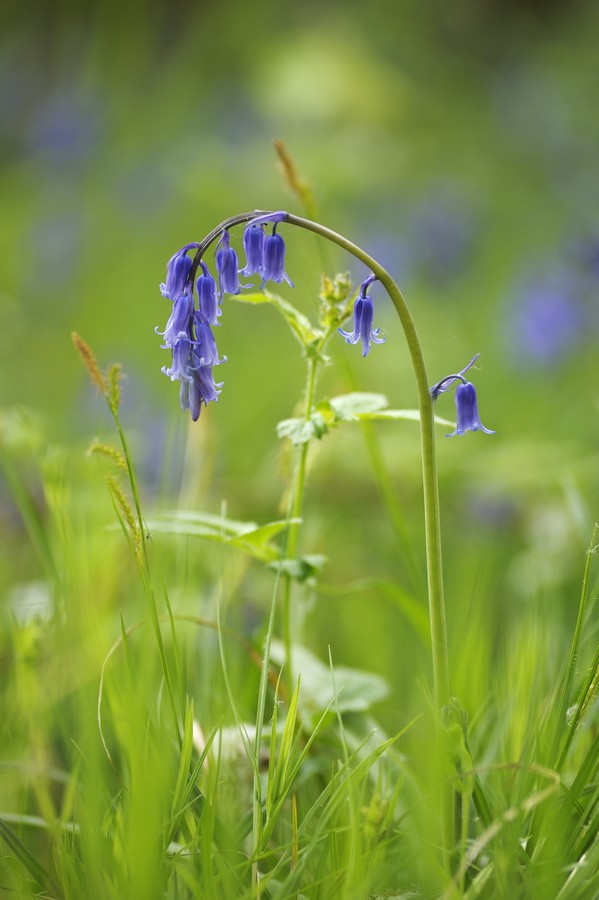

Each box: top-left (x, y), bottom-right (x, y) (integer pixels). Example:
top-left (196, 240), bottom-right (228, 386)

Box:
top-left (270, 641), bottom-right (389, 721)
top-left (328, 392), bottom-right (389, 420)
top-left (268, 555), bottom-right (327, 582)
top-left (276, 414), bottom-right (328, 445)
top-left (234, 290), bottom-right (323, 347)
top-left (277, 395), bottom-right (453, 446)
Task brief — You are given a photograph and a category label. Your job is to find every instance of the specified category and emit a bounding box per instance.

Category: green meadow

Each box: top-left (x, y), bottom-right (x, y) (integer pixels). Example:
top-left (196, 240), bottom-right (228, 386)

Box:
top-left (1, 2), bottom-right (598, 897)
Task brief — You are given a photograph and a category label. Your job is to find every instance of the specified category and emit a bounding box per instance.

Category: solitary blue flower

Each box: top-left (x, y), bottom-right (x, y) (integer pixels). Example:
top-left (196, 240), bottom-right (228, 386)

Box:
top-left (261, 225), bottom-right (294, 287)
top-left (196, 262), bottom-right (221, 325)
top-left (193, 312), bottom-right (227, 367)
top-left (215, 230), bottom-right (240, 296)
top-left (160, 250), bottom-right (193, 301)
top-left (338, 274), bottom-right (385, 357)
top-left (241, 223), bottom-right (265, 276)
top-left (446, 382), bottom-right (495, 437)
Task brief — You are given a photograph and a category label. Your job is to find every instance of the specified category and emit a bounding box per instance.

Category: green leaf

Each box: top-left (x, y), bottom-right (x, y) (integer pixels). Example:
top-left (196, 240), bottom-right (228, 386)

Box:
top-left (268, 555), bottom-right (327, 582)
top-left (146, 512), bottom-right (300, 562)
top-left (356, 408), bottom-right (454, 427)
top-left (149, 510), bottom-right (258, 537)
top-left (269, 641), bottom-right (389, 721)
top-left (229, 520), bottom-right (301, 561)
top-left (233, 290), bottom-right (323, 348)
top-left (170, 698), bottom-right (194, 823)
top-left (269, 678), bottom-right (301, 810)
top-left (328, 392), bottom-right (389, 420)
top-left (276, 394), bottom-right (453, 447)
top-left (276, 413), bottom-right (329, 445)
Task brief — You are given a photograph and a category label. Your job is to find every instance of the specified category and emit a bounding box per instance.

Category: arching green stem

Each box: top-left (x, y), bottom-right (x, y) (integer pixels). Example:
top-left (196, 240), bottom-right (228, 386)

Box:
top-left (194, 208), bottom-right (451, 711)
top-left (284, 214), bottom-right (451, 711)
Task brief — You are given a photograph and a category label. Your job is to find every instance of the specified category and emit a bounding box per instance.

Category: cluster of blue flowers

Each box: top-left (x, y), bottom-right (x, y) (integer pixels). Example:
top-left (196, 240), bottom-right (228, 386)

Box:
top-left (158, 208), bottom-right (492, 437)
top-left (157, 212), bottom-right (293, 421)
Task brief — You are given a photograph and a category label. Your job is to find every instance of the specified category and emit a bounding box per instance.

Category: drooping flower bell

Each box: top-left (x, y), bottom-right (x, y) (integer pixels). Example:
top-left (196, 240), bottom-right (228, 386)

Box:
top-left (215, 230), bottom-right (240, 296)
top-left (261, 225), bottom-right (294, 287)
top-left (179, 361), bottom-right (223, 422)
top-left (241, 223), bottom-right (265, 276)
top-left (196, 262), bottom-right (221, 325)
top-left (338, 274), bottom-right (385, 357)
top-left (160, 250), bottom-right (193, 301)
top-left (155, 291), bottom-right (194, 348)
top-left (192, 311), bottom-right (227, 367)
top-left (446, 381), bottom-right (495, 437)
top-left (161, 332), bottom-right (195, 382)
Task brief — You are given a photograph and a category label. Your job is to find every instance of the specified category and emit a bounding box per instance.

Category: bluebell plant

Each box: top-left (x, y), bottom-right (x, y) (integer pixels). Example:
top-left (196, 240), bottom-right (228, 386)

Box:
top-left (156, 207), bottom-right (496, 864)
top-left (157, 208), bottom-right (493, 731)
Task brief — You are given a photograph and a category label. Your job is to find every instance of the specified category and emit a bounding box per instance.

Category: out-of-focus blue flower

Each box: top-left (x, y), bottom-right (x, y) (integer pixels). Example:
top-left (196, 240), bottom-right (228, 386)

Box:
top-left (508, 272), bottom-right (586, 365)
top-left (180, 362), bottom-right (223, 422)
top-left (261, 226), bottom-right (294, 287)
top-left (193, 312), bottom-right (227, 367)
top-left (216, 230), bottom-right (240, 296)
top-left (155, 291), bottom-right (194, 347)
top-left (196, 261), bottom-right (221, 325)
top-left (446, 382), bottom-right (495, 437)
top-left (160, 250), bottom-right (193, 301)
top-left (241, 223), bottom-right (265, 276)
top-left (338, 274), bottom-right (385, 357)
top-left (408, 192), bottom-right (475, 286)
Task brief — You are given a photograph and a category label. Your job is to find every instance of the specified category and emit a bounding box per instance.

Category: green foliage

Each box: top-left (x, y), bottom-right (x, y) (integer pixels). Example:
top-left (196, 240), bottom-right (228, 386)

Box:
top-left (147, 511), bottom-right (301, 562)
top-left (278, 392), bottom-right (454, 444)
top-left (1, 365), bottom-right (598, 900)
top-left (234, 290), bottom-right (324, 352)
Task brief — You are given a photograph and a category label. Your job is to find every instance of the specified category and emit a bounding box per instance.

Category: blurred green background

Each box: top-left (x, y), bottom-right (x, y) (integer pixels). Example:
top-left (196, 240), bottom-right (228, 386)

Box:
top-left (1, 0), bottom-right (598, 720)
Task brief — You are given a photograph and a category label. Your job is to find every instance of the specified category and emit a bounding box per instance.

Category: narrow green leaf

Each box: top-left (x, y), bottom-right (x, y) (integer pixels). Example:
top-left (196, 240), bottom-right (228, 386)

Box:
top-left (356, 408), bottom-right (455, 427)
top-left (272, 678), bottom-right (301, 800)
top-left (0, 820), bottom-right (58, 894)
top-left (266, 675), bottom-right (282, 820)
top-left (149, 510), bottom-right (259, 537)
top-left (170, 698), bottom-right (195, 824)
top-left (146, 513), bottom-right (299, 562)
